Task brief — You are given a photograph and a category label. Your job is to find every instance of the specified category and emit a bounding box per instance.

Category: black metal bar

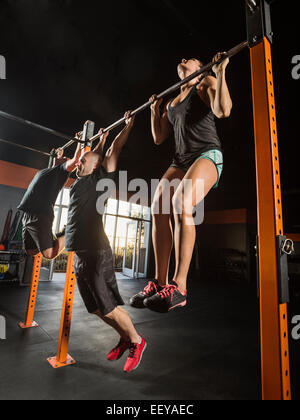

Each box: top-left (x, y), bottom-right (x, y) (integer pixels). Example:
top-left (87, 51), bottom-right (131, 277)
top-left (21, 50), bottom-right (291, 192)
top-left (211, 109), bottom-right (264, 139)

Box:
top-left (246, 0), bottom-right (258, 14)
top-left (1, 40), bottom-right (249, 154)
top-left (277, 236), bottom-right (290, 305)
top-left (0, 137), bottom-right (51, 157)
top-left (61, 40), bottom-right (249, 149)
top-left (0, 110), bottom-right (78, 145)
top-left (48, 149), bottom-right (57, 168)
top-left (246, 0), bottom-right (273, 47)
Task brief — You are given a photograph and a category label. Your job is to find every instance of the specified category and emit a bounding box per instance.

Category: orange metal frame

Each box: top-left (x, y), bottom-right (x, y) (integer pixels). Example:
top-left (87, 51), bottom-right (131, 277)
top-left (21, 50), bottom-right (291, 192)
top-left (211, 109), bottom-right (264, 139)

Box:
top-left (47, 252), bottom-right (76, 368)
top-left (16, 44), bottom-right (292, 398)
top-left (250, 38), bottom-right (291, 400)
top-left (47, 146), bottom-right (91, 368)
top-left (18, 253), bottom-right (42, 329)
top-left (17, 136), bottom-right (91, 365)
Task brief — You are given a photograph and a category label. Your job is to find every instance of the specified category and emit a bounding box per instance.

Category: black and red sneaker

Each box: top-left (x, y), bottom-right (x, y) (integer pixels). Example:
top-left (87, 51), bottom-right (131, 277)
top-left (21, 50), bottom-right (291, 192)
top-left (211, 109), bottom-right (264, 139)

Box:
top-left (124, 337), bottom-right (147, 373)
top-left (144, 283), bottom-right (187, 313)
top-left (130, 281), bottom-right (162, 308)
top-left (107, 338), bottom-right (131, 361)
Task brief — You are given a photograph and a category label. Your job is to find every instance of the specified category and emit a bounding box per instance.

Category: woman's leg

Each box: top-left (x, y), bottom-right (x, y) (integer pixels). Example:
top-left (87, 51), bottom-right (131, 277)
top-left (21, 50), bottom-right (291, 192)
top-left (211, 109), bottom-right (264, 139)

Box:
top-left (152, 167), bottom-right (185, 286)
top-left (172, 159), bottom-right (218, 294)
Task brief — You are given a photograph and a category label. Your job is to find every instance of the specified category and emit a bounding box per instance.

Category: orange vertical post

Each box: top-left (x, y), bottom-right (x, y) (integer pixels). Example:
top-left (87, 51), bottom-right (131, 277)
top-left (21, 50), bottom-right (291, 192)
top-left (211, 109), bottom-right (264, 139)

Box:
top-left (19, 253), bottom-right (42, 329)
top-left (47, 252), bottom-right (76, 368)
top-left (250, 38), bottom-right (291, 400)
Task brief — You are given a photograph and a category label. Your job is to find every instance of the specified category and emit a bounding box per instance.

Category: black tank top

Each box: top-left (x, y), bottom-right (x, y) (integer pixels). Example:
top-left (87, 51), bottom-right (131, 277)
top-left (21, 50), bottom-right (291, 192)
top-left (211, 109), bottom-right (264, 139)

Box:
top-left (168, 85), bottom-right (222, 168)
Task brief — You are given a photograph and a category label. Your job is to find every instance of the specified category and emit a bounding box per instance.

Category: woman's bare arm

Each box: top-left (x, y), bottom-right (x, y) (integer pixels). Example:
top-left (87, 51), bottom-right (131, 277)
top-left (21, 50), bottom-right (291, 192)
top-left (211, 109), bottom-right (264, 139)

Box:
top-left (150, 95), bottom-right (173, 145)
top-left (197, 53), bottom-right (232, 119)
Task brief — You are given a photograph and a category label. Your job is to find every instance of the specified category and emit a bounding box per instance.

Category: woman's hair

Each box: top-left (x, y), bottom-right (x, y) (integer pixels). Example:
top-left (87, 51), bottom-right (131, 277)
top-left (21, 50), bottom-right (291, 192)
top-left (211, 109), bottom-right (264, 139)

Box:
top-left (191, 59), bottom-right (205, 82)
top-left (190, 58), bottom-right (203, 68)
top-left (194, 58), bottom-right (215, 79)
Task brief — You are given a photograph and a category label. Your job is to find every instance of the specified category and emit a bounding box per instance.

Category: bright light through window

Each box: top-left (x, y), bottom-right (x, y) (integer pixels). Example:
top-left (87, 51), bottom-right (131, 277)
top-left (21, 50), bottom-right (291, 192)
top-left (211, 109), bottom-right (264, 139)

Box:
top-left (50, 193), bottom-right (151, 278)
top-left (104, 199), bottom-right (151, 276)
top-left (106, 199), bottom-right (118, 215)
top-left (105, 199), bottom-right (151, 221)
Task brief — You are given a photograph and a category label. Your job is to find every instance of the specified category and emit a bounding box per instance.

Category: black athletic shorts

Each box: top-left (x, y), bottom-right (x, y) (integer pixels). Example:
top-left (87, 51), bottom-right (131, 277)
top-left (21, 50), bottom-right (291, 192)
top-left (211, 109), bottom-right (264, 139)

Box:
top-left (22, 212), bottom-right (55, 252)
top-left (74, 244), bottom-right (125, 317)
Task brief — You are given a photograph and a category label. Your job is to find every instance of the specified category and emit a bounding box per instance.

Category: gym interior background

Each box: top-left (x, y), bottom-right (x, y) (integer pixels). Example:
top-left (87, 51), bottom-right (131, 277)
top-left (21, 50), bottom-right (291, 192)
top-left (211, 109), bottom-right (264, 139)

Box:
top-left (0, 0), bottom-right (299, 401)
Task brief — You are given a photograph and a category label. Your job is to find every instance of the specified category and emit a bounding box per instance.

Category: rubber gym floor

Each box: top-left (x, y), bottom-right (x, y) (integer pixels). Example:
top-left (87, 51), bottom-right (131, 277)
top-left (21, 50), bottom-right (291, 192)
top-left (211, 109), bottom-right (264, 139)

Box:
top-left (0, 274), bottom-right (299, 400)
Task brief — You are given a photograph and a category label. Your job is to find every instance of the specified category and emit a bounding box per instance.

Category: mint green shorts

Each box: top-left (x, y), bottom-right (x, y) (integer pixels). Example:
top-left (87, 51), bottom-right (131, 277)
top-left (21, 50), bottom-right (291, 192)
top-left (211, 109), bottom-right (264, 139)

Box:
top-left (171, 149), bottom-right (224, 189)
top-left (195, 149), bottom-right (223, 189)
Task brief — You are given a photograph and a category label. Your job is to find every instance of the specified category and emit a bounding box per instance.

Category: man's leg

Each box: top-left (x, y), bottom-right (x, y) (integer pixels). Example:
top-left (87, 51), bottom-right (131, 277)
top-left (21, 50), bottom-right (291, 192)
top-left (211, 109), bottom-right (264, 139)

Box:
top-left (26, 249), bottom-right (40, 257)
top-left (23, 227), bottom-right (40, 257)
top-left (28, 215), bottom-right (66, 260)
top-left (42, 235), bottom-right (65, 260)
top-left (96, 306), bottom-right (147, 371)
top-left (95, 306), bottom-right (141, 344)
top-left (74, 250), bottom-right (147, 371)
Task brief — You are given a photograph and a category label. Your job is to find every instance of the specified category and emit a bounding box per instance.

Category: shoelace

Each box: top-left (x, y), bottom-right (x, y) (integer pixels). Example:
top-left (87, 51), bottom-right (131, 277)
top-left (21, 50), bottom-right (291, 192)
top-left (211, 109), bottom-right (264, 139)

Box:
top-left (112, 340), bottom-right (123, 352)
top-left (128, 344), bottom-right (138, 359)
top-left (142, 281), bottom-right (157, 296)
top-left (113, 339), bottom-right (128, 352)
top-left (158, 284), bottom-right (177, 300)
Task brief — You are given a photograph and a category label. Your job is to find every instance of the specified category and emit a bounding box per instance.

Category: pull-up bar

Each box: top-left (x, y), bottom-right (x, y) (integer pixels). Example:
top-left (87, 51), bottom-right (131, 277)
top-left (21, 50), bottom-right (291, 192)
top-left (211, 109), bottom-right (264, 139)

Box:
top-left (0, 40), bottom-right (249, 156)
top-left (60, 40), bottom-right (249, 150)
top-left (0, 109), bottom-right (78, 145)
top-left (0, 137), bottom-right (51, 157)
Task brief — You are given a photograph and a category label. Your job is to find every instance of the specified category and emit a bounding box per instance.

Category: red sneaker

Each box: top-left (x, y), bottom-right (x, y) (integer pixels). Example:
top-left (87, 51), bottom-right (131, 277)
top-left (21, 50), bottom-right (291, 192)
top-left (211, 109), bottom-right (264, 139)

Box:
top-left (107, 338), bottom-right (131, 361)
top-left (124, 337), bottom-right (147, 373)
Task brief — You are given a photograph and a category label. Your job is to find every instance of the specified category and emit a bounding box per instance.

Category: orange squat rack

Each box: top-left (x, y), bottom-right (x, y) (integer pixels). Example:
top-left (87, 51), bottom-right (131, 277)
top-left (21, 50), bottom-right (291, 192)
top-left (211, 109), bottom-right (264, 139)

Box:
top-left (17, 1), bottom-right (293, 400)
top-left (18, 253), bottom-right (42, 329)
top-left (18, 252), bottom-right (77, 369)
top-left (47, 252), bottom-right (76, 368)
top-left (250, 38), bottom-right (291, 400)
top-left (247, 0), bottom-right (292, 400)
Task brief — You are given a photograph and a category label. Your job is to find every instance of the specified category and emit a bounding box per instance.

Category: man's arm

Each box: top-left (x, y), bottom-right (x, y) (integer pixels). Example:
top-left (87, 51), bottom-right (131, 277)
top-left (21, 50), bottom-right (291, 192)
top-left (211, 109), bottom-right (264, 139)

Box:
top-left (102, 111), bottom-right (135, 173)
top-left (64, 133), bottom-right (83, 173)
top-left (93, 129), bottom-right (110, 157)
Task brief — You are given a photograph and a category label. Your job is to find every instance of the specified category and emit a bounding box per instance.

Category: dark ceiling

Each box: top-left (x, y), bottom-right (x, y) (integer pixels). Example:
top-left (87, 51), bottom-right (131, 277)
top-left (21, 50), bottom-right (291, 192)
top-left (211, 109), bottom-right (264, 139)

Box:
top-left (0, 0), bottom-right (299, 229)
